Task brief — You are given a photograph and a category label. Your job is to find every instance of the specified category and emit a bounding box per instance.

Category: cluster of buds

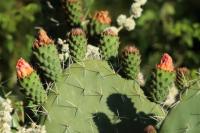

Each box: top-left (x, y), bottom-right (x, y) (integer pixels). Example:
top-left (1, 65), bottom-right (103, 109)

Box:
top-left (116, 0), bottom-right (147, 31)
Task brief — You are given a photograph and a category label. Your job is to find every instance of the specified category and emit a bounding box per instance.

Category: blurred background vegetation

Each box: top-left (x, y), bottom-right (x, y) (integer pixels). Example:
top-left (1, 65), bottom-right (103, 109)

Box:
top-left (1, 0), bottom-right (200, 90)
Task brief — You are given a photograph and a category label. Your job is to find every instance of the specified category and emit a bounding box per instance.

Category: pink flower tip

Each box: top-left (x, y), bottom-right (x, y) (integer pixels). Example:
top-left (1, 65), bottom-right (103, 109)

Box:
top-left (156, 53), bottom-right (174, 72)
top-left (16, 58), bottom-right (34, 79)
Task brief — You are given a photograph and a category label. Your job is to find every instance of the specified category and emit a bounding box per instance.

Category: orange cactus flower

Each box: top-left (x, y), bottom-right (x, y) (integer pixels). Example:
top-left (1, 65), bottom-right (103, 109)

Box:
top-left (16, 58), bottom-right (34, 79)
top-left (156, 53), bottom-right (174, 72)
top-left (33, 29), bottom-right (54, 48)
top-left (93, 11), bottom-right (111, 24)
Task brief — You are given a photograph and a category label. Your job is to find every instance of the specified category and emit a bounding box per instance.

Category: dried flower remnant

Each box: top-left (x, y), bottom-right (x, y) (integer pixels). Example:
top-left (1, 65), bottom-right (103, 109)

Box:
top-left (33, 29), bottom-right (54, 48)
top-left (93, 11), bottom-right (112, 24)
top-left (16, 58), bottom-right (34, 79)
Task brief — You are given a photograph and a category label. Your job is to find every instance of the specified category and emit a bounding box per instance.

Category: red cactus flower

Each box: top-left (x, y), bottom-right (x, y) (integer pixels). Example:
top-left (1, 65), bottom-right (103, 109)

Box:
top-left (33, 29), bottom-right (54, 48)
top-left (156, 53), bottom-right (174, 72)
top-left (93, 11), bottom-right (111, 24)
top-left (16, 58), bottom-right (34, 79)
top-left (144, 125), bottom-right (156, 133)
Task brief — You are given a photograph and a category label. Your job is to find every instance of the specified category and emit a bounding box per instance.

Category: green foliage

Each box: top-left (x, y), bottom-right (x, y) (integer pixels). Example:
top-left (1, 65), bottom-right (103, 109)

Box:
top-left (0, 0), bottom-right (40, 88)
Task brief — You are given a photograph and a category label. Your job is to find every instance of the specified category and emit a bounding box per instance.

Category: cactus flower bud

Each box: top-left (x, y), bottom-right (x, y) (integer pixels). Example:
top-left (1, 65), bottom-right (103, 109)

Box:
top-left (33, 29), bottom-right (54, 48)
top-left (121, 45), bottom-right (139, 57)
top-left (156, 53), bottom-right (174, 72)
top-left (93, 11), bottom-right (112, 24)
top-left (16, 58), bottom-right (34, 79)
top-left (70, 28), bottom-right (86, 36)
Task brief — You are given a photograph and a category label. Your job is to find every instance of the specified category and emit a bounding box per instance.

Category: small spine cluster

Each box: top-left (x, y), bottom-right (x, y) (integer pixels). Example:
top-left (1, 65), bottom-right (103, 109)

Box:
top-left (0, 98), bottom-right (12, 133)
top-left (116, 0), bottom-right (147, 31)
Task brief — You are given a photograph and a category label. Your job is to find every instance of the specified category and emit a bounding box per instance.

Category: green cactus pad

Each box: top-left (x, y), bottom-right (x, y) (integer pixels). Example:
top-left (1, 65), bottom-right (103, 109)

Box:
top-left (146, 69), bottom-right (176, 103)
top-left (99, 28), bottom-right (119, 60)
top-left (33, 44), bottom-right (62, 81)
top-left (18, 72), bottom-right (47, 104)
top-left (63, 0), bottom-right (84, 27)
top-left (120, 45), bottom-right (141, 80)
top-left (40, 60), bottom-right (165, 133)
top-left (67, 28), bottom-right (87, 62)
top-left (159, 81), bottom-right (200, 133)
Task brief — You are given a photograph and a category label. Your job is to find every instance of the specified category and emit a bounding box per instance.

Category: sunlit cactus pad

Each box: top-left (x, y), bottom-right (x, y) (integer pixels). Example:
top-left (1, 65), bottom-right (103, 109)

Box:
top-left (159, 81), bottom-right (200, 133)
top-left (40, 60), bottom-right (164, 133)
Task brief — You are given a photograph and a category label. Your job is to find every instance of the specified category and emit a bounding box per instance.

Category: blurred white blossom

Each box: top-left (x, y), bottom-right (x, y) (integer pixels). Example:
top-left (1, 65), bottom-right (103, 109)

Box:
top-left (116, 14), bottom-right (127, 26)
top-left (124, 18), bottom-right (136, 31)
top-left (0, 98), bottom-right (12, 133)
top-left (134, 0), bottom-right (147, 6)
top-left (130, 3), bottom-right (143, 18)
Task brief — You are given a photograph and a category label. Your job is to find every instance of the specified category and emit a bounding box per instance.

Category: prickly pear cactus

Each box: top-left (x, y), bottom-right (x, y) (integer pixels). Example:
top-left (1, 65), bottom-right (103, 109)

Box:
top-left (40, 60), bottom-right (164, 133)
top-left (67, 28), bottom-right (87, 62)
top-left (90, 11), bottom-right (111, 37)
top-left (175, 67), bottom-right (191, 91)
top-left (120, 45), bottom-right (141, 80)
top-left (145, 53), bottom-right (176, 103)
top-left (99, 27), bottom-right (119, 60)
top-left (62, 0), bottom-right (84, 27)
top-left (16, 58), bottom-right (47, 104)
top-left (32, 29), bottom-right (62, 81)
top-left (159, 80), bottom-right (200, 133)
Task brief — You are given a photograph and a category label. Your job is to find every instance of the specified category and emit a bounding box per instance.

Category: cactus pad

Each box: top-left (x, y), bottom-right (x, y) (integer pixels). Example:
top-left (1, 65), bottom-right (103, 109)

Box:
top-left (40, 60), bottom-right (165, 133)
top-left (159, 81), bottom-right (200, 133)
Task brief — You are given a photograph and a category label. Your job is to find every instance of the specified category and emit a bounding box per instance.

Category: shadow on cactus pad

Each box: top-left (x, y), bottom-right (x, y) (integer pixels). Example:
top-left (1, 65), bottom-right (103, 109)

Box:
top-left (93, 93), bottom-right (157, 133)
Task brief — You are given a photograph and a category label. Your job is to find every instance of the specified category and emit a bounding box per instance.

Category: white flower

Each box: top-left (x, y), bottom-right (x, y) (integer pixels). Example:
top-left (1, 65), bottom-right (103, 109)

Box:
top-left (116, 14), bottom-right (127, 26)
top-left (124, 18), bottom-right (136, 31)
top-left (130, 3), bottom-right (143, 18)
top-left (134, 0), bottom-right (147, 6)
